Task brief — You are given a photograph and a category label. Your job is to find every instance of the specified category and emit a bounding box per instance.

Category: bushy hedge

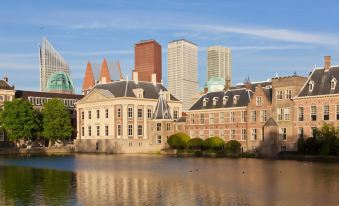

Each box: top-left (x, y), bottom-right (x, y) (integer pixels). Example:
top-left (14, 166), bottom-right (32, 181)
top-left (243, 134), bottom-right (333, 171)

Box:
top-left (167, 133), bottom-right (190, 149)
top-left (187, 138), bottom-right (204, 149)
top-left (225, 140), bottom-right (241, 154)
top-left (203, 136), bottom-right (225, 150)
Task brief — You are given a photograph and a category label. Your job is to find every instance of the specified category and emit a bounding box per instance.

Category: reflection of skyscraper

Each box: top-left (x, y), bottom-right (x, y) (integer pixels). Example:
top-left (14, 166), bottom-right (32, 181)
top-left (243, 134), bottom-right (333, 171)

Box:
top-left (39, 37), bottom-right (71, 92)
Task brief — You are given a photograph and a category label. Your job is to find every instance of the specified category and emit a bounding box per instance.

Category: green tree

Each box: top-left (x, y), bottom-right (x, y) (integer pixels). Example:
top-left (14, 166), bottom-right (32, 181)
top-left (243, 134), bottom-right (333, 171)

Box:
top-left (42, 99), bottom-right (73, 147)
top-left (316, 123), bottom-right (338, 155)
top-left (0, 99), bottom-right (40, 146)
top-left (187, 138), bottom-right (204, 150)
top-left (225, 140), bottom-right (241, 154)
top-left (305, 137), bottom-right (319, 155)
top-left (297, 137), bottom-right (305, 154)
top-left (203, 136), bottom-right (225, 151)
top-left (167, 133), bottom-right (190, 149)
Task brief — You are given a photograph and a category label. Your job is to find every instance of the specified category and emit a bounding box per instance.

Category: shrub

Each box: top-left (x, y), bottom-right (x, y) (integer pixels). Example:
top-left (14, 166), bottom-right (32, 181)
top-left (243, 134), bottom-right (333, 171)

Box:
top-left (203, 136), bottom-right (225, 150)
top-left (225, 140), bottom-right (241, 154)
top-left (316, 123), bottom-right (338, 155)
top-left (187, 138), bottom-right (204, 149)
top-left (305, 137), bottom-right (319, 155)
top-left (297, 137), bottom-right (305, 154)
top-left (167, 133), bottom-right (190, 149)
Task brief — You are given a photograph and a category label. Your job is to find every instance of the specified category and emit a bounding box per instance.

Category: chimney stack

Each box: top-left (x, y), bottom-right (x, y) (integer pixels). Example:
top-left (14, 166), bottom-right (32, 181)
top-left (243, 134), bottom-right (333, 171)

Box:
top-left (133, 71), bottom-right (138, 84)
top-left (151, 73), bottom-right (157, 85)
top-left (204, 87), bottom-right (208, 93)
top-left (324, 56), bottom-right (331, 72)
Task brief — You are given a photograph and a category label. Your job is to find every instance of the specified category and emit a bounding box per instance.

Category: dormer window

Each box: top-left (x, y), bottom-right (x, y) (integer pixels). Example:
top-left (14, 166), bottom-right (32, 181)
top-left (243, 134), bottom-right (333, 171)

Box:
top-left (331, 78), bottom-right (337, 90)
top-left (212, 97), bottom-right (219, 106)
top-left (133, 88), bottom-right (144, 98)
top-left (222, 96), bottom-right (229, 105)
top-left (233, 95), bottom-right (240, 104)
top-left (308, 81), bottom-right (314, 91)
top-left (203, 97), bottom-right (209, 107)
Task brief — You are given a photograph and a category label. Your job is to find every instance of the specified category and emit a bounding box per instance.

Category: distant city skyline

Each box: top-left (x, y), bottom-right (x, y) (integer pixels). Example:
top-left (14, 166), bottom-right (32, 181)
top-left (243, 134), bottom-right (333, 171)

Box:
top-left (0, 0), bottom-right (339, 93)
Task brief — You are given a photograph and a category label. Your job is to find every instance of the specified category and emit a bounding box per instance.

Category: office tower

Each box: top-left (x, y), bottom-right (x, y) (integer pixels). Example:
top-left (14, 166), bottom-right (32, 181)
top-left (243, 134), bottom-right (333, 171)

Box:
top-left (168, 39), bottom-right (198, 111)
top-left (134, 39), bottom-right (162, 83)
top-left (207, 46), bottom-right (232, 88)
top-left (39, 37), bottom-right (71, 92)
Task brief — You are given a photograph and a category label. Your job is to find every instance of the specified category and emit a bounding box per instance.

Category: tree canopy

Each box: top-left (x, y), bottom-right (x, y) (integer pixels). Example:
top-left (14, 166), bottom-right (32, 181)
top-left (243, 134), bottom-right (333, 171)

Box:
top-left (225, 140), bottom-right (241, 154)
top-left (167, 133), bottom-right (190, 149)
top-left (203, 136), bottom-right (225, 150)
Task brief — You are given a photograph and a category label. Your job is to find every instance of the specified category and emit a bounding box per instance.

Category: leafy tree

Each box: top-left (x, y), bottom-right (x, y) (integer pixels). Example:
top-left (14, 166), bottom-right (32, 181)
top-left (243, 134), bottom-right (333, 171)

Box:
top-left (316, 123), bottom-right (338, 155)
top-left (42, 99), bottom-right (73, 147)
top-left (225, 140), bottom-right (241, 154)
top-left (167, 133), bottom-right (190, 149)
top-left (305, 137), bottom-right (319, 155)
top-left (203, 136), bottom-right (225, 151)
top-left (187, 138), bottom-right (204, 150)
top-left (297, 137), bottom-right (305, 154)
top-left (0, 99), bottom-right (40, 146)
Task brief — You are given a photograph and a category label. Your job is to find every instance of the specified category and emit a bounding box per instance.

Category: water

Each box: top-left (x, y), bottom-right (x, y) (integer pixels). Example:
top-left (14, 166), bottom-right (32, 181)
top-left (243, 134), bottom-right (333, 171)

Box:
top-left (0, 155), bottom-right (338, 206)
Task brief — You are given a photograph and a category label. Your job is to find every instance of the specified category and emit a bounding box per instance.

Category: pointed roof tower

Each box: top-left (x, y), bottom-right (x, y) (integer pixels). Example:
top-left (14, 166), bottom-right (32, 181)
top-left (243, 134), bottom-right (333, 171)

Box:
top-left (153, 90), bottom-right (172, 119)
top-left (99, 58), bottom-right (112, 83)
top-left (82, 61), bottom-right (95, 91)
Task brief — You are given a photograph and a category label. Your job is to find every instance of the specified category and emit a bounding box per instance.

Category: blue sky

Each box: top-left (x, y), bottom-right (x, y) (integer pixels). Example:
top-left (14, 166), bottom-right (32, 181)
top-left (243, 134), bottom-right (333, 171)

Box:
top-left (0, 0), bottom-right (339, 93)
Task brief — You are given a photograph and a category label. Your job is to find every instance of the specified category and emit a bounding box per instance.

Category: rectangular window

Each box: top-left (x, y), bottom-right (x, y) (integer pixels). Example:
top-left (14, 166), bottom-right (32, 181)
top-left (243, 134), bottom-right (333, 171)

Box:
top-left (251, 128), bottom-right (257, 141)
top-left (128, 107), bottom-right (133, 118)
top-left (147, 108), bottom-right (152, 119)
top-left (117, 108), bottom-right (121, 118)
top-left (337, 105), bottom-right (339, 120)
top-left (138, 108), bottom-right (143, 118)
top-left (241, 129), bottom-right (247, 141)
top-left (81, 111), bottom-right (84, 120)
top-left (256, 96), bottom-right (262, 106)
top-left (200, 114), bottom-right (204, 124)
top-left (117, 125), bottom-right (121, 136)
top-left (230, 112), bottom-right (235, 123)
top-left (220, 112), bottom-right (224, 123)
top-left (251, 111), bottom-right (256, 122)
top-left (276, 90), bottom-right (283, 100)
top-left (190, 114), bottom-right (195, 124)
top-left (298, 127), bottom-right (304, 139)
top-left (199, 130), bottom-right (204, 138)
top-left (285, 90), bottom-right (292, 99)
top-left (298, 107), bottom-right (304, 121)
top-left (88, 126), bottom-right (91, 136)
top-left (241, 111), bottom-right (246, 123)
top-left (81, 127), bottom-right (84, 137)
top-left (280, 146), bottom-right (287, 152)
top-left (157, 135), bottom-right (162, 144)
top-left (230, 129), bottom-right (236, 140)
top-left (166, 123), bottom-right (171, 131)
top-left (279, 128), bottom-right (287, 141)
top-left (88, 111), bottom-right (92, 119)
top-left (128, 124), bottom-right (133, 136)
top-left (138, 125), bottom-right (143, 136)
top-left (105, 109), bottom-right (109, 118)
top-left (96, 126), bottom-right (100, 136)
top-left (105, 125), bottom-right (109, 136)
top-left (173, 110), bottom-right (178, 119)
top-left (209, 113), bottom-right (214, 124)
top-left (311, 127), bottom-right (317, 138)
top-left (311, 106), bottom-right (317, 121)
top-left (277, 108), bottom-right (283, 121)
top-left (323, 105), bottom-right (329, 120)
top-left (97, 110), bottom-right (100, 119)
top-left (260, 110), bottom-right (267, 122)
top-left (284, 108), bottom-right (290, 120)
top-left (156, 123), bottom-right (162, 131)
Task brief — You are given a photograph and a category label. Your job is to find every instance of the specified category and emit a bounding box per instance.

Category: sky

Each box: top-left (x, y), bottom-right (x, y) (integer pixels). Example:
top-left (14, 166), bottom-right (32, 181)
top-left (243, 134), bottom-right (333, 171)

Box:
top-left (0, 0), bottom-right (339, 93)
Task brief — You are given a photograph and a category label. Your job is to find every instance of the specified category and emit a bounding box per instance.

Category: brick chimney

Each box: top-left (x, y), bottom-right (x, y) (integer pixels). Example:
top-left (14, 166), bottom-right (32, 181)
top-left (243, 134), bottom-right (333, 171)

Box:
top-left (133, 71), bottom-right (138, 84)
top-left (324, 56), bottom-right (331, 72)
top-left (151, 73), bottom-right (157, 85)
top-left (204, 87), bottom-right (208, 93)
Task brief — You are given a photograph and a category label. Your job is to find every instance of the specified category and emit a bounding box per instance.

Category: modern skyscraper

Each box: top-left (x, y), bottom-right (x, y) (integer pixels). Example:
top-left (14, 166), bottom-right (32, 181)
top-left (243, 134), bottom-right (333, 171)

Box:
top-left (134, 39), bottom-right (162, 83)
top-left (39, 37), bottom-right (71, 92)
top-left (207, 46), bottom-right (232, 88)
top-left (168, 39), bottom-right (198, 111)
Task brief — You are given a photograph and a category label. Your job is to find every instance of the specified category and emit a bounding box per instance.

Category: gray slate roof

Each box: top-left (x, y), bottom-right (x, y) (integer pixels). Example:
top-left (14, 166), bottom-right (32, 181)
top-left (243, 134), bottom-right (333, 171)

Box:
top-left (93, 80), bottom-right (180, 101)
top-left (0, 80), bottom-right (14, 90)
top-left (153, 92), bottom-right (173, 119)
top-left (189, 88), bottom-right (253, 111)
top-left (176, 116), bottom-right (186, 123)
top-left (298, 67), bottom-right (339, 97)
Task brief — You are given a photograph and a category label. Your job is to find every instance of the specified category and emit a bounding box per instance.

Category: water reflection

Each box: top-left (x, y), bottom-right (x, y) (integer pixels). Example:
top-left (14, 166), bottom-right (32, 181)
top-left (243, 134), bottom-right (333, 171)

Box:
top-left (0, 155), bottom-right (339, 206)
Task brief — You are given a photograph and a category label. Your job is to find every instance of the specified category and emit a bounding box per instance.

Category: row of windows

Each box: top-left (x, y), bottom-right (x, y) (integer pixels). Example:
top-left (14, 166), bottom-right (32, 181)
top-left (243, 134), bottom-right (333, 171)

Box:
top-left (276, 90), bottom-right (292, 100)
top-left (0, 95), bottom-right (13, 102)
top-left (298, 105), bottom-right (339, 121)
top-left (28, 97), bottom-right (77, 107)
top-left (190, 110), bottom-right (268, 124)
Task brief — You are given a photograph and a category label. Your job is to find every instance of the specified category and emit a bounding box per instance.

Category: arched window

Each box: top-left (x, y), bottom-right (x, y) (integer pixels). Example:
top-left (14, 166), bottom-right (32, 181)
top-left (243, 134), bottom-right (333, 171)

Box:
top-left (212, 97), bottom-right (219, 106)
top-left (222, 96), bottom-right (229, 105)
top-left (308, 80), bottom-right (314, 91)
top-left (331, 78), bottom-right (337, 90)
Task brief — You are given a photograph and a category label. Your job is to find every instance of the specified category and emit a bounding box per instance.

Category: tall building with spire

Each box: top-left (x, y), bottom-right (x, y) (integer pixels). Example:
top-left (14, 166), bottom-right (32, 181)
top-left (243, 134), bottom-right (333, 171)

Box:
top-left (39, 37), bottom-right (71, 92)
top-left (134, 40), bottom-right (162, 83)
top-left (207, 46), bottom-right (232, 88)
top-left (168, 39), bottom-right (198, 111)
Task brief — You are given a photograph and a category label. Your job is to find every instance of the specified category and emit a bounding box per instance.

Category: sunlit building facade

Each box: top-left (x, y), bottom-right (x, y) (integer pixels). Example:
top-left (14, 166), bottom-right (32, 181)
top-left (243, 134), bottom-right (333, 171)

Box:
top-left (207, 46), bottom-right (232, 88)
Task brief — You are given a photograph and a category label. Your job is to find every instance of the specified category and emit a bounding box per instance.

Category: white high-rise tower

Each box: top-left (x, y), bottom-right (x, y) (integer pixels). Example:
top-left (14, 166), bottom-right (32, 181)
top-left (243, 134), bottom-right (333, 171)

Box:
top-left (207, 46), bottom-right (232, 87)
top-left (39, 37), bottom-right (71, 92)
top-left (168, 39), bottom-right (198, 111)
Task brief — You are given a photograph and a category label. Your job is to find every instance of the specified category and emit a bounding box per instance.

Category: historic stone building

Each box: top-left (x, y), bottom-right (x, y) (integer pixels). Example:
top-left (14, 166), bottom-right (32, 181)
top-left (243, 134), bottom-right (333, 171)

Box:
top-left (0, 77), bottom-right (15, 141)
top-left (294, 56), bottom-right (339, 138)
top-left (75, 72), bottom-right (182, 153)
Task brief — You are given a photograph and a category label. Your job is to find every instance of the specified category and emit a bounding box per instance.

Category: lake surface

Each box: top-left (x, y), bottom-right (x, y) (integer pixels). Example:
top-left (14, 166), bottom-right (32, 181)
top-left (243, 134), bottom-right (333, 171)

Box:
top-left (0, 155), bottom-right (338, 206)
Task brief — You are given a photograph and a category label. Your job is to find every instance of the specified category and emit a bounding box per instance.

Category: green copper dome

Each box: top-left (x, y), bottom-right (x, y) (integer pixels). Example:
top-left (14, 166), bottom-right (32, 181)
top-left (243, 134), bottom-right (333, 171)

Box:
top-left (206, 77), bottom-right (225, 92)
top-left (46, 72), bottom-right (74, 94)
